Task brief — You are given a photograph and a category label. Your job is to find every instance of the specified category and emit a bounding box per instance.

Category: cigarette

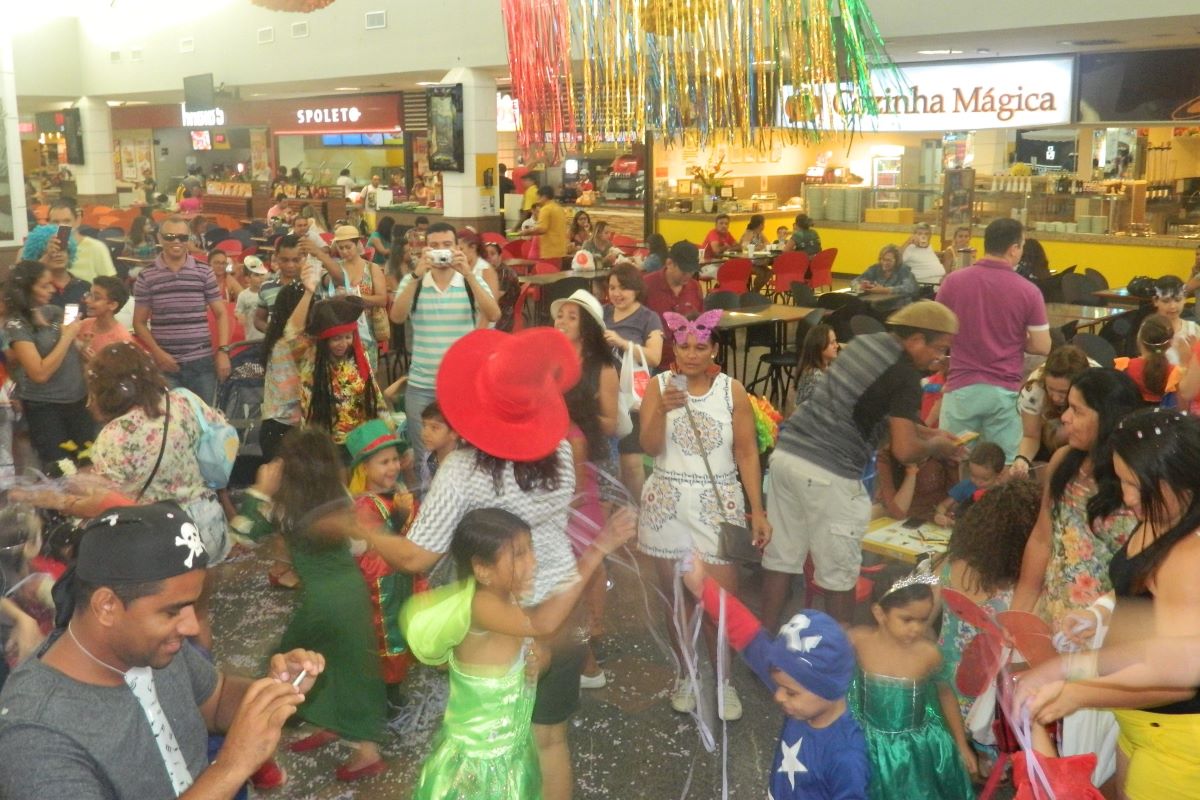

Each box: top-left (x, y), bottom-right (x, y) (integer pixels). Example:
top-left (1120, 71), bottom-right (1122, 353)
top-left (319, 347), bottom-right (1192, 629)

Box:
top-left (291, 669), bottom-right (308, 689)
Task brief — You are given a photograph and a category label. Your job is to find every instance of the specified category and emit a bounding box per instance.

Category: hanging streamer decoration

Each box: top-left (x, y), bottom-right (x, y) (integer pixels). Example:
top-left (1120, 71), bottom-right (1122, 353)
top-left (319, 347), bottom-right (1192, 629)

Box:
top-left (501, 0), bottom-right (577, 162)
top-left (505, 0), bottom-right (901, 154)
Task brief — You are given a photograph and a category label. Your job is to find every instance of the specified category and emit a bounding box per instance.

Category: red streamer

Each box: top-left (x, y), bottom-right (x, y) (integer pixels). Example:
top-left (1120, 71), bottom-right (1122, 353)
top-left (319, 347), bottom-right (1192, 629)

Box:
top-left (501, 0), bottom-right (577, 162)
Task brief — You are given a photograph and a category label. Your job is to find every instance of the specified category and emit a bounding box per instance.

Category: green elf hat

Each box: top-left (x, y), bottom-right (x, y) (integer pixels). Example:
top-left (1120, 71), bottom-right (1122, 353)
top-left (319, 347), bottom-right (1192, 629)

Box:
top-left (346, 418), bottom-right (409, 469)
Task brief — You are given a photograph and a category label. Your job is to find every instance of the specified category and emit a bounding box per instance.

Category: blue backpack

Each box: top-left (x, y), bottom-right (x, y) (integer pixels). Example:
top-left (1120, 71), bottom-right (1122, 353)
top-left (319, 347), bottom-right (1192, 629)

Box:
top-left (175, 388), bottom-right (238, 489)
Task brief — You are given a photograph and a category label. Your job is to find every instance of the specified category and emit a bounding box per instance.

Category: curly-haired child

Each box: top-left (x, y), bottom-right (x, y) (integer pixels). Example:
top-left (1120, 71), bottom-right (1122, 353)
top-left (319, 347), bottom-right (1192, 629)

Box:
top-left (932, 477), bottom-right (1040, 776)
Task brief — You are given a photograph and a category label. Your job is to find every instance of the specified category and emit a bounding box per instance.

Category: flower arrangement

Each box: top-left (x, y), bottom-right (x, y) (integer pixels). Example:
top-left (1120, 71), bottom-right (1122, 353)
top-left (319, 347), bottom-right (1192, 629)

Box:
top-left (250, 0), bottom-right (336, 11)
top-left (689, 156), bottom-right (730, 194)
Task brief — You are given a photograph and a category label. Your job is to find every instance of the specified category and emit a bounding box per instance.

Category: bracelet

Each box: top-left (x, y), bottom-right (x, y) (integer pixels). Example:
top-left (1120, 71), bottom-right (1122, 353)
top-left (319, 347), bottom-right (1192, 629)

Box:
top-left (1013, 454), bottom-right (1032, 466)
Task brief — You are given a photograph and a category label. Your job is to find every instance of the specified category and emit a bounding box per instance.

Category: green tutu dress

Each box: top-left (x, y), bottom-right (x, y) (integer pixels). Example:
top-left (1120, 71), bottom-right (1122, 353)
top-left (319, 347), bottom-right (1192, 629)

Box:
top-left (402, 579), bottom-right (541, 800)
top-left (848, 670), bottom-right (973, 800)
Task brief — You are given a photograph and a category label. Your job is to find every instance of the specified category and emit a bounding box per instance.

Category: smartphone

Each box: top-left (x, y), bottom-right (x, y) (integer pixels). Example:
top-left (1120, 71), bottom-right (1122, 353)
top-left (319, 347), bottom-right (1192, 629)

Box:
top-left (901, 517), bottom-right (925, 530)
top-left (56, 225), bottom-right (72, 247)
top-left (62, 303), bottom-right (80, 326)
top-left (670, 372), bottom-right (687, 392)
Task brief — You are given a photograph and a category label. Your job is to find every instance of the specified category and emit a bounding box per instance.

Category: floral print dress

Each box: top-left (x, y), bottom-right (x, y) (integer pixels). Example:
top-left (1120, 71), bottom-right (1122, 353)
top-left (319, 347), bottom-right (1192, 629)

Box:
top-left (289, 334), bottom-right (383, 445)
top-left (638, 372), bottom-right (744, 564)
top-left (1037, 471), bottom-right (1137, 629)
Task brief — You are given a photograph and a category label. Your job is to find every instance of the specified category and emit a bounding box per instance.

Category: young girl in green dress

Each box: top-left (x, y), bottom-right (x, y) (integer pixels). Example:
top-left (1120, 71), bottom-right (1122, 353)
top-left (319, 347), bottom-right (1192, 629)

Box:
top-left (401, 506), bottom-right (635, 800)
top-left (848, 566), bottom-right (975, 800)
top-left (234, 427), bottom-right (387, 782)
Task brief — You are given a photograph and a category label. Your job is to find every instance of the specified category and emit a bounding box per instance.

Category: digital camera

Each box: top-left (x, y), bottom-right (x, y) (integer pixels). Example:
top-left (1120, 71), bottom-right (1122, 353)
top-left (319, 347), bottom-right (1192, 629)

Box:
top-left (428, 249), bottom-right (454, 266)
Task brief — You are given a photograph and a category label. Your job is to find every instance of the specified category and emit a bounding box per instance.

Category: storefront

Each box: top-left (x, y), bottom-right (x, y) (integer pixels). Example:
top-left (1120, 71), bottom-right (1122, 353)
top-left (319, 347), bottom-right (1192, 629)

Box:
top-left (109, 92), bottom-right (407, 223)
top-left (647, 50), bottom-right (1200, 285)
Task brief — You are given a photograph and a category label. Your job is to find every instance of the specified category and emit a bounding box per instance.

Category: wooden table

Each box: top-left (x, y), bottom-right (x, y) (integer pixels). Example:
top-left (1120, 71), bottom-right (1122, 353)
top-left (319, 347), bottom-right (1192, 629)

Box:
top-left (717, 303), bottom-right (821, 330)
top-left (1046, 302), bottom-right (1132, 332)
top-left (518, 268), bottom-right (611, 286)
top-left (1092, 287), bottom-right (1144, 306)
top-left (862, 516), bottom-right (950, 564)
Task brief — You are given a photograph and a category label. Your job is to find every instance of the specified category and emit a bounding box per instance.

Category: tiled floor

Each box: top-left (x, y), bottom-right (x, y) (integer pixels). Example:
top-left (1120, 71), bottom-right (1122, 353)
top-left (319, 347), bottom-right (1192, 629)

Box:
top-left (211, 546), bottom-right (1011, 798)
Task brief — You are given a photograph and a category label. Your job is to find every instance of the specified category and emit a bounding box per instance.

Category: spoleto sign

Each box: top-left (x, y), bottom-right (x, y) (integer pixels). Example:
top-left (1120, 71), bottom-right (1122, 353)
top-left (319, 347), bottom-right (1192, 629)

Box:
top-left (295, 106), bottom-right (363, 125)
top-left (180, 104), bottom-right (225, 127)
top-left (780, 57), bottom-right (1075, 132)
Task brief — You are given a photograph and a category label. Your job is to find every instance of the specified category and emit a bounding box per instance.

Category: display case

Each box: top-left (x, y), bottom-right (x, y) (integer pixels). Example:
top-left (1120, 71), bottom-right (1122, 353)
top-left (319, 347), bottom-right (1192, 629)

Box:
top-left (941, 169), bottom-right (975, 245)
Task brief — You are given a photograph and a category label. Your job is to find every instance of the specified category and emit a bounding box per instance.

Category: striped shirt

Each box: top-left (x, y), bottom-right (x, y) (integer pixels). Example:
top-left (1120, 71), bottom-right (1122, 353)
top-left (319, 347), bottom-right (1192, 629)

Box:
top-left (133, 256), bottom-right (220, 365)
top-left (396, 271), bottom-right (492, 390)
top-left (406, 441), bottom-right (579, 605)
top-left (776, 332), bottom-right (922, 479)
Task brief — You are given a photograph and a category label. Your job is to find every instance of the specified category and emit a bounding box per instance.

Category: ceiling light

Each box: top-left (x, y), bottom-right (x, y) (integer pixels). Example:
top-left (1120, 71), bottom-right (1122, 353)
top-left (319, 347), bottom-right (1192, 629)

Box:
top-left (334, 87), bottom-right (360, 91)
top-left (976, 48), bottom-right (991, 54)
top-left (917, 49), bottom-right (962, 55)
top-left (415, 81), bottom-right (439, 86)
top-left (1057, 39), bottom-right (1122, 46)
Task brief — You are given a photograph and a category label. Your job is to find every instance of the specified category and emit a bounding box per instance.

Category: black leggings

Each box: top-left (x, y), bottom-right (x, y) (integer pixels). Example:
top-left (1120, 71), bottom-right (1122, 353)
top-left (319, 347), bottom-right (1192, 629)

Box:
top-left (23, 398), bottom-right (96, 475)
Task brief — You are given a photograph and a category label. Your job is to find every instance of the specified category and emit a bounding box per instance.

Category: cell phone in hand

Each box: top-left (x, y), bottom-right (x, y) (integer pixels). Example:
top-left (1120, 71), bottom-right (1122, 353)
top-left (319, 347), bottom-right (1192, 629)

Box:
top-left (671, 372), bottom-right (688, 392)
top-left (56, 225), bottom-right (72, 247)
top-left (62, 303), bottom-right (80, 326)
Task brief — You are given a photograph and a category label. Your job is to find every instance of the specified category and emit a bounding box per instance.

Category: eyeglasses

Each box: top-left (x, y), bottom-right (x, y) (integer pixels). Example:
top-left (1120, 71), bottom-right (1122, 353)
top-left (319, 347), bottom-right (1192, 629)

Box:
top-left (159, 233), bottom-right (189, 242)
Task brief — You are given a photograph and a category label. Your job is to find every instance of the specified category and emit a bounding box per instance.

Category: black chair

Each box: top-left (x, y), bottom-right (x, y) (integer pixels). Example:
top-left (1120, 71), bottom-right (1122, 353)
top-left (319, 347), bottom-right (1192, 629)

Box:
top-left (850, 314), bottom-right (885, 336)
top-left (1073, 333), bottom-right (1117, 368)
top-left (738, 292), bottom-right (772, 311)
top-left (78, 224), bottom-right (100, 240)
top-left (704, 291), bottom-right (740, 311)
top-left (1061, 273), bottom-right (1088, 304)
top-left (1084, 268), bottom-right (1109, 290)
top-left (204, 226), bottom-right (231, 247)
top-left (790, 281), bottom-right (816, 308)
top-left (750, 309), bottom-right (825, 407)
top-left (1056, 320), bottom-right (1079, 344)
top-left (1035, 265), bottom-right (1076, 304)
top-left (817, 293), bottom-right (866, 342)
top-left (738, 292), bottom-right (778, 380)
top-left (100, 226), bottom-right (125, 240)
top-left (230, 228), bottom-right (254, 249)
top-left (539, 277), bottom-right (591, 308)
top-left (104, 239), bottom-right (125, 263)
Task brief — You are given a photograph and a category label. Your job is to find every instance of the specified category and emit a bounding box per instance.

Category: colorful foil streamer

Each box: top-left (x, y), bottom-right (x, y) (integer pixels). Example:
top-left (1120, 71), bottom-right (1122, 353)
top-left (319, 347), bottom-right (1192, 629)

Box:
top-left (503, 0), bottom-right (899, 155)
top-left (500, 0), bottom-right (577, 162)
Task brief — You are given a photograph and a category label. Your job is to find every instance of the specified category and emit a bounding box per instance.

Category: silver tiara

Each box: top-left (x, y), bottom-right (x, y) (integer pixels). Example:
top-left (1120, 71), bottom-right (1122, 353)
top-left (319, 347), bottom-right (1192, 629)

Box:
top-left (880, 560), bottom-right (938, 601)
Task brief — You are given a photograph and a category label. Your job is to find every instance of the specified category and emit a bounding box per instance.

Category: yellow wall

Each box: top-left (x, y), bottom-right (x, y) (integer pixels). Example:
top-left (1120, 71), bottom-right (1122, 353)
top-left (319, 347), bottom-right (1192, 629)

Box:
top-left (656, 214), bottom-right (1197, 284)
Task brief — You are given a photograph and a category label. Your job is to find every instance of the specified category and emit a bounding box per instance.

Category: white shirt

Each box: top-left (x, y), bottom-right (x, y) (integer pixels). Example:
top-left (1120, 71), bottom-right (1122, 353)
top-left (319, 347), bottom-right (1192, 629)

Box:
top-left (335, 175), bottom-right (355, 190)
top-left (903, 244), bottom-right (946, 285)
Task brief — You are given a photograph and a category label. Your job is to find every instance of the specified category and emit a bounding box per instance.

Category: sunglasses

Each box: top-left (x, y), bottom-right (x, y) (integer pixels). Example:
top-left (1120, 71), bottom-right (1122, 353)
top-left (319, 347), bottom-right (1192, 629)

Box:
top-left (160, 233), bottom-right (189, 242)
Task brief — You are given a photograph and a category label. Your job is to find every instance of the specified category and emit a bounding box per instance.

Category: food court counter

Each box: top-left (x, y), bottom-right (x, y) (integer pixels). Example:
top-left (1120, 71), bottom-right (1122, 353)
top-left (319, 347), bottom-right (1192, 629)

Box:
top-left (659, 213), bottom-right (1199, 287)
top-left (574, 203), bottom-right (645, 240)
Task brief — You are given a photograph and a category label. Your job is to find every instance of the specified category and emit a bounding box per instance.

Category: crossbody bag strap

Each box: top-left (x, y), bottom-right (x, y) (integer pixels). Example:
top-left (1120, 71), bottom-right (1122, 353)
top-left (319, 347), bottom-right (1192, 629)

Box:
top-left (682, 398), bottom-right (732, 525)
top-left (137, 391), bottom-right (170, 501)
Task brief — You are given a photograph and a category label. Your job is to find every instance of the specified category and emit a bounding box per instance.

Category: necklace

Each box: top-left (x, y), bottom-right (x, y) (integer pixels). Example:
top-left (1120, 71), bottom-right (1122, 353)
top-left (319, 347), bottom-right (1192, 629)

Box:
top-left (67, 622), bottom-right (126, 677)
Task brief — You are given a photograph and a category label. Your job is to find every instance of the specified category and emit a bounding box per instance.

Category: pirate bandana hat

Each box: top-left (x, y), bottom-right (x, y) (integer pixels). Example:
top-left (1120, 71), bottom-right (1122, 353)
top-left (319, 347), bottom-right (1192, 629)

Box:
top-left (76, 501), bottom-right (209, 583)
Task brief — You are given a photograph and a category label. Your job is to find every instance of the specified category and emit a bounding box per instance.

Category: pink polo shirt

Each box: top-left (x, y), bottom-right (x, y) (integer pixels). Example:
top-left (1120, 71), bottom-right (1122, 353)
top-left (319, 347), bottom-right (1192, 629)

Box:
top-left (936, 257), bottom-right (1048, 392)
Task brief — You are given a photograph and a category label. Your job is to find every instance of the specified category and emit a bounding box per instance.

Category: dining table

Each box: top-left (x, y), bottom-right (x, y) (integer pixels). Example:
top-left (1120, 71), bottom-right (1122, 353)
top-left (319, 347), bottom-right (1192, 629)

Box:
top-left (1045, 302), bottom-right (1133, 332)
top-left (517, 268), bottom-right (611, 286)
top-left (862, 516), bottom-right (951, 564)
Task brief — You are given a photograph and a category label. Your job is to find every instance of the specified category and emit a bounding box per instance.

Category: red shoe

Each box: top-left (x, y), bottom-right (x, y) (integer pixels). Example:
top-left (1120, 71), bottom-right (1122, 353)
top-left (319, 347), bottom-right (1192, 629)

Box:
top-left (288, 729), bottom-right (339, 753)
top-left (335, 758), bottom-right (387, 782)
top-left (251, 760), bottom-right (287, 790)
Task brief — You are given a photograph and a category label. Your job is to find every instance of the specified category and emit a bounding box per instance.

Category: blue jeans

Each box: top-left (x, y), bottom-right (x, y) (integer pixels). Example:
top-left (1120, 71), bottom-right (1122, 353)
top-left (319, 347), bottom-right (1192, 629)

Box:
top-left (404, 382), bottom-right (437, 487)
top-left (167, 358), bottom-right (218, 406)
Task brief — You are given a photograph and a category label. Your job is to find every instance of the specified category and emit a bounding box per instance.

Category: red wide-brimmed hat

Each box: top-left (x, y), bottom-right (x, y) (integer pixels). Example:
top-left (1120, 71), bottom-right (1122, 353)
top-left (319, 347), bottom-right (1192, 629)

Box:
top-left (436, 328), bottom-right (581, 461)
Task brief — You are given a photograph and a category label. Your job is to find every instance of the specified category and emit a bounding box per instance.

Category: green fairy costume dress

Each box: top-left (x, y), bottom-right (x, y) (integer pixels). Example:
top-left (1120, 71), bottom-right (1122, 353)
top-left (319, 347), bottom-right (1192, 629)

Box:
top-left (233, 493), bottom-right (386, 744)
top-left (401, 579), bottom-right (541, 800)
top-left (848, 670), bottom-right (974, 800)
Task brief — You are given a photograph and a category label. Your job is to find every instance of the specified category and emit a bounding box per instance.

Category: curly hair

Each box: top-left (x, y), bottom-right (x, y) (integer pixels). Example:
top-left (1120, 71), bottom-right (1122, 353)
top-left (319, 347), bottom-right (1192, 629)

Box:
top-left (20, 224), bottom-right (78, 264)
top-left (940, 478), bottom-right (1040, 595)
top-left (3, 260), bottom-right (48, 327)
top-left (274, 427), bottom-right (349, 541)
top-left (86, 343), bottom-right (168, 422)
top-left (304, 298), bottom-right (378, 434)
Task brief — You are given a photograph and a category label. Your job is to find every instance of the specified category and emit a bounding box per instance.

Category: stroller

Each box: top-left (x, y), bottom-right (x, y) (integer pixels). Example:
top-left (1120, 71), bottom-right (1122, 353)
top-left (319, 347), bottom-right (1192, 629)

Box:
top-left (215, 340), bottom-right (266, 486)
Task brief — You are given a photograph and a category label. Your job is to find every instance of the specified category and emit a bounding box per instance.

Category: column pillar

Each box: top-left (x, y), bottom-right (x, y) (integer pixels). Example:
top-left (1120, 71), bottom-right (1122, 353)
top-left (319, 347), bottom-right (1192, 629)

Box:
top-left (0, 30), bottom-right (26, 246)
top-left (74, 96), bottom-right (117, 205)
top-left (438, 67), bottom-right (498, 228)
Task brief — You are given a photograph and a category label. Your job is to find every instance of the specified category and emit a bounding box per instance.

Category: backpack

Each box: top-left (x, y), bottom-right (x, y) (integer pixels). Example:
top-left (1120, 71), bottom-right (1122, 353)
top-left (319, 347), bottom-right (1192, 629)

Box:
top-left (410, 274), bottom-right (478, 320)
top-left (174, 388), bottom-right (239, 489)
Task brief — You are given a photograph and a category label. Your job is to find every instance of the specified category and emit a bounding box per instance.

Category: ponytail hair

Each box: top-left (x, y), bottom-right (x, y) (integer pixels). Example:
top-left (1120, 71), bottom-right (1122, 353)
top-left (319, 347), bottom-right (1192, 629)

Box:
top-left (1137, 314), bottom-right (1173, 397)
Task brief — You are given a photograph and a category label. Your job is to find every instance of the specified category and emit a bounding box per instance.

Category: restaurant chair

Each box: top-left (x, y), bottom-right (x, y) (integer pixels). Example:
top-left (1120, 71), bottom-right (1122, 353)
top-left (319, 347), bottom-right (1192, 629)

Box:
top-left (1073, 333), bottom-right (1117, 368)
top-left (509, 284), bottom-right (541, 332)
top-left (1084, 268), bottom-right (1109, 290)
top-left (205, 227), bottom-right (232, 247)
top-left (850, 315), bottom-right (885, 336)
top-left (771, 252), bottom-right (809, 302)
top-left (807, 248), bottom-right (837, 292)
top-left (100, 226), bottom-right (126, 240)
top-left (215, 240), bottom-right (242, 256)
top-left (104, 239), bottom-right (125, 263)
top-left (1034, 265), bottom-right (1075, 304)
top-left (501, 239), bottom-right (529, 260)
top-left (532, 260), bottom-right (560, 275)
top-left (247, 220), bottom-right (269, 238)
top-left (230, 229), bottom-right (255, 249)
top-left (750, 308), bottom-right (825, 407)
top-left (481, 232), bottom-right (508, 247)
top-left (541, 278), bottom-right (591, 308)
top-left (78, 224), bottom-right (100, 240)
top-left (1076, 272), bottom-right (1108, 306)
top-left (705, 291), bottom-right (740, 370)
top-left (790, 282), bottom-right (816, 308)
top-left (715, 258), bottom-right (752, 294)
top-left (1056, 320), bottom-right (1079, 344)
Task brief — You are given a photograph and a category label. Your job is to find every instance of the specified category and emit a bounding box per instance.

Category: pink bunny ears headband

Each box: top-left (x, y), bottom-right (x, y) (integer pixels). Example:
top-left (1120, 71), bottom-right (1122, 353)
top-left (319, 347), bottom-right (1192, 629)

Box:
top-left (663, 310), bottom-right (723, 345)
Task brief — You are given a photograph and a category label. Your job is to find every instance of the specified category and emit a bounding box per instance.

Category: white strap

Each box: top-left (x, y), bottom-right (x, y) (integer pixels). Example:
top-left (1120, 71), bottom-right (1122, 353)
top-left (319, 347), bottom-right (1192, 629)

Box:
top-left (124, 667), bottom-right (194, 795)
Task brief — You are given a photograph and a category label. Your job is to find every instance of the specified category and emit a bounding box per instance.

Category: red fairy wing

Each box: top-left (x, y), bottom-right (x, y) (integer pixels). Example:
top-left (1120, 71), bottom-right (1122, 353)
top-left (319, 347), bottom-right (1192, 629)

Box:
top-left (997, 611), bottom-right (1058, 668)
top-left (941, 588), bottom-right (1005, 639)
top-left (956, 633), bottom-right (1004, 697)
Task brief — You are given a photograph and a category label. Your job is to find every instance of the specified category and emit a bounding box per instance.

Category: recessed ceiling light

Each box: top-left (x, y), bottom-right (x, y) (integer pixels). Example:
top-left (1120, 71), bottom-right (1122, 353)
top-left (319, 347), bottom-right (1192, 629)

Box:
top-left (334, 87), bottom-right (360, 91)
top-left (251, 93), bottom-right (266, 97)
top-left (917, 49), bottom-right (962, 55)
top-left (976, 48), bottom-right (992, 54)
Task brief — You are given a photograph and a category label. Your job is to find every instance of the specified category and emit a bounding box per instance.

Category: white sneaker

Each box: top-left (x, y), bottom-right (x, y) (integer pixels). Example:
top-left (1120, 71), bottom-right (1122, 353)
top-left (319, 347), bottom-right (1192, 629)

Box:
top-left (670, 676), bottom-right (696, 713)
top-left (580, 671), bottom-right (607, 690)
top-left (718, 682), bottom-right (743, 721)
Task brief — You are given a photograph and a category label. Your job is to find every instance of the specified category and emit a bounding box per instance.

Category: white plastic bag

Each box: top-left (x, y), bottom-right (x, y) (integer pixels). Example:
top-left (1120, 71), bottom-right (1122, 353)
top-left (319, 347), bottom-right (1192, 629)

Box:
top-left (619, 344), bottom-right (652, 412)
